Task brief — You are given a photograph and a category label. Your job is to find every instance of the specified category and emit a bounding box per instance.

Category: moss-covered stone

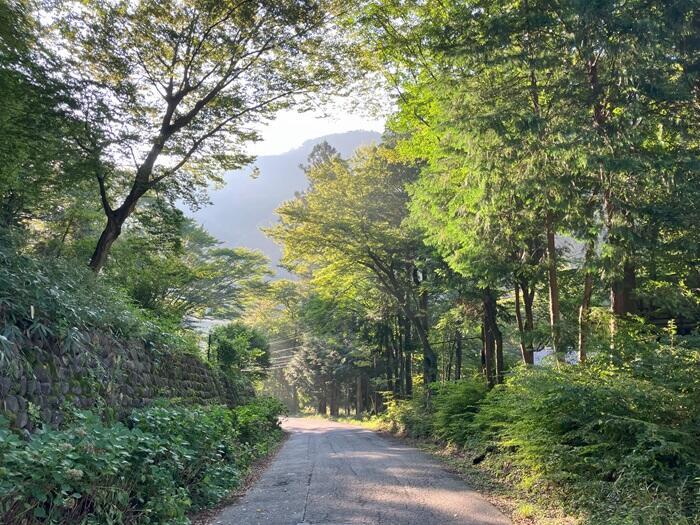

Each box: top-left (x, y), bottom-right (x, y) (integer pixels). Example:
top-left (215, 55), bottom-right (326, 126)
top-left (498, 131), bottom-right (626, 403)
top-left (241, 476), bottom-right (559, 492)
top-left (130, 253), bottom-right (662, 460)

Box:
top-left (0, 329), bottom-right (252, 430)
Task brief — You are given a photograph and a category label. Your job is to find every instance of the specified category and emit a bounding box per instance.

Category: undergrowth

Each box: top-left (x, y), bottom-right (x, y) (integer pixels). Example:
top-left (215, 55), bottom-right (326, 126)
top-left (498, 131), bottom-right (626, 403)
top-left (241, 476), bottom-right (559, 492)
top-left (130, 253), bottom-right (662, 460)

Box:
top-left (365, 340), bottom-right (700, 524)
top-left (0, 240), bottom-right (197, 358)
top-left (0, 397), bottom-right (287, 524)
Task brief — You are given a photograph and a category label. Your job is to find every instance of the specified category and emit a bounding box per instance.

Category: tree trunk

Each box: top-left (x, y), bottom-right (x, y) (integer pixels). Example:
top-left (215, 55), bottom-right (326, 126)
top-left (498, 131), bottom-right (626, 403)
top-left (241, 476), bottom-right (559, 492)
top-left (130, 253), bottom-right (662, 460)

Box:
top-left (318, 390), bottom-right (327, 415)
top-left (481, 288), bottom-right (498, 388)
top-left (415, 284), bottom-right (437, 385)
top-left (53, 216), bottom-right (75, 258)
top-left (545, 213), bottom-right (563, 360)
top-left (523, 280), bottom-right (536, 355)
top-left (611, 259), bottom-right (636, 316)
top-left (403, 316), bottom-right (413, 396)
top-left (454, 331), bottom-right (463, 380)
top-left (89, 176), bottom-right (150, 272)
top-left (362, 375), bottom-right (370, 413)
top-left (394, 331), bottom-right (402, 396)
top-left (397, 341), bottom-right (404, 396)
top-left (609, 258), bottom-right (636, 345)
top-left (496, 328), bottom-right (504, 384)
top-left (415, 319), bottom-right (437, 385)
top-left (514, 283), bottom-right (534, 365)
top-left (480, 324), bottom-right (486, 374)
top-left (89, 217), bottom-right (122, 272)
top-left (329, 381), bottom-right (339, 417)
top-left (446, 339), bottom-right (453, 381)
top-left (393, 315), bottom-right (404, 396)
top-left (384, 328), bottom-right (394, 393)
top-left (374, 388), bottom-right (383, 414)
top-left (405, 352), bottom-right (412, 397)
top-left (590, 53), bottom-right (635, 343)
top-left (578, 240), bottom-right (596, 364)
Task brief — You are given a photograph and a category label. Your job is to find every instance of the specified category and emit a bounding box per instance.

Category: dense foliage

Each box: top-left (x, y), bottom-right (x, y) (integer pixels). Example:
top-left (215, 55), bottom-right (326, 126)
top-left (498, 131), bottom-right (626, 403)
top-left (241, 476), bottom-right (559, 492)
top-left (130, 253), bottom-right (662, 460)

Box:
top-left (374, 340), bottom-right (700, 523)
top-left (0, 237), bottom-right (157, 342)
top-left (211, 322), bottom-right (270, 375)
top-left (0, 399), bottom-right (286, 524)
top-left (0, 236), bottom-right (198, 364)
top-left (1, 8), bottom-right (294, 525)
top-left (251, 3), bottom-right (700, 516)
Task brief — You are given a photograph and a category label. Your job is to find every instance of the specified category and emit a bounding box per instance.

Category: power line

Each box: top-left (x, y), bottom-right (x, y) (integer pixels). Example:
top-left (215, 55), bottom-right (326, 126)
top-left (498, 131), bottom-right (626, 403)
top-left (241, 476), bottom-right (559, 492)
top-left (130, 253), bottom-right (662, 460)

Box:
top-left (269, 348), bottom-right (302, 355)
top-left (268, 344), bottom-right (304, 354)
top-left (267, 335), bottom-right (301, 345)
top-left (269, 343), bottom-right (304, 351)
top-left (269, 351), bottom-right (300, 359)
top-left (268, 334), bottom-right (297, 342)
top-left (266, 357), bottom-right (297, 365)
top-left (270, 354), bottom-right (296, 361)
top-left (271, 350), bottom-right (297, 356)
top-left (242, 365), bottom-right (289, 372)
top-left (268, 357), bottom-right (296, 364)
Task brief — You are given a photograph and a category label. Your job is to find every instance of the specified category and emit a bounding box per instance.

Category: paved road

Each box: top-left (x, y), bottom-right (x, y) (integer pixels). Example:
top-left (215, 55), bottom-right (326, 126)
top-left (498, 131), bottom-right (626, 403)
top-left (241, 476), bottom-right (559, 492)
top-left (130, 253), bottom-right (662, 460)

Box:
top-left (213, 417), bottom-right (510, 525)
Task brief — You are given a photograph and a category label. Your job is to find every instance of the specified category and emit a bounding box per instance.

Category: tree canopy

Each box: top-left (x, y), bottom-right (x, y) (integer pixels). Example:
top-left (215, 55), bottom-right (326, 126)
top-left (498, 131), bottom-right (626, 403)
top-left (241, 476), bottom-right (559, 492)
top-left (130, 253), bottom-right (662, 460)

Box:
top-left (44, 0), bottom-right (353, 271)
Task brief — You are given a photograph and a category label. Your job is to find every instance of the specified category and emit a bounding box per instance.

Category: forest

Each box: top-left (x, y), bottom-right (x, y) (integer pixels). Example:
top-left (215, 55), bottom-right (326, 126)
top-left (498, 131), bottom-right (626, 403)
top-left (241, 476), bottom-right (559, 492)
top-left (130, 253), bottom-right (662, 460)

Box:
top-left (1, 0), bottom-right (699, 524)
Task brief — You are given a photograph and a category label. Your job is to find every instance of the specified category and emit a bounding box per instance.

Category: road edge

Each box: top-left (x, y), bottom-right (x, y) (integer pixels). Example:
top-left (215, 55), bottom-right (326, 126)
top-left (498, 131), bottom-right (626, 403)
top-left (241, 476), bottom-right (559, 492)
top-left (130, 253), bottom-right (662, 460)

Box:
top-left (190, 428), bottom-right (291, 525)
top-left (317, 416), bottom-right (579, 525)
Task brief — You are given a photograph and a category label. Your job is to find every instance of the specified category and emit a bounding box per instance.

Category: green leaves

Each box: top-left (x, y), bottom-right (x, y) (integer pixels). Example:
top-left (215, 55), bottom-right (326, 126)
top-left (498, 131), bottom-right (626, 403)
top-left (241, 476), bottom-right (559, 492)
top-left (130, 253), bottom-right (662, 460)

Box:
top-left (473, 359), bottom-right (700, 523)
top-left (211, 322), bottom-right (270, 374)
top-left (39, 0), bottom-right (354, 268)
top-left (377, 348), bottom-right (700, 524)
top-left (0, 400), bottom-right (285, 524)
top-left (232, 397), bottom-right (287, 447)
top-left (105, 215), bottom-right (271, 323)
top-left (0, 239), bottom-right (151, 342)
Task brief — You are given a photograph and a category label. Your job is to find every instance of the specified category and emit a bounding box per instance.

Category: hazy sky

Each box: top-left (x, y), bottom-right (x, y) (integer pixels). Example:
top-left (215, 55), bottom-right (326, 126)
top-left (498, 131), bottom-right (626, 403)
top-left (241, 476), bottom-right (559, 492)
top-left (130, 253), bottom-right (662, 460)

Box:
top-left (250, 108), bottom-right (386, 156)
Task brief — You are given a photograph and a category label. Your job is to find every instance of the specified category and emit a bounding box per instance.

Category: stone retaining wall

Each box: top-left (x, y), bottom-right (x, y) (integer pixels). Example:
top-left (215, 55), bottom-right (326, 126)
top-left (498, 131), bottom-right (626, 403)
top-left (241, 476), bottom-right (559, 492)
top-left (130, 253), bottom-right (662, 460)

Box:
top-left (0, 330), bottom-right (251, 433)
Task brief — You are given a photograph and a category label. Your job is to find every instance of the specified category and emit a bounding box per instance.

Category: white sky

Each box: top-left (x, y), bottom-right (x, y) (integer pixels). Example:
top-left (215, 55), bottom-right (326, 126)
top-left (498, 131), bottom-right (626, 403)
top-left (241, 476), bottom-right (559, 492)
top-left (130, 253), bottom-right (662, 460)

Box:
top-left (249, 108), bottom-right (386, 156)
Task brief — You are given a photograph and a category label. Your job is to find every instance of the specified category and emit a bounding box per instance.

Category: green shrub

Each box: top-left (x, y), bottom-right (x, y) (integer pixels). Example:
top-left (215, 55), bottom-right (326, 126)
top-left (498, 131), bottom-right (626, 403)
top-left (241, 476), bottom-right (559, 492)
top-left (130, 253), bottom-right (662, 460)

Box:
top-left (128, 404), bottom-right (242, 510)
top-left (0, 399), bottom-right (286, 524)
top-left (380, 388), bottom-right (434, 438)
top-left (0, 412), bottom-right (189, 524)
top-left (0, 241), bottom-right (196, 356)
top-left (233, 397), bottom-right (287, 457)
top-left (211, 322), bottom-right (270, 374)
top-left (378, 379), bottom-right (486, 442)
top-left (431, 377), bottom-right (487, 445)
top-left (375, 341), bottom-right (700, 524)
top-left (474, 362), bottom-right (700, 524)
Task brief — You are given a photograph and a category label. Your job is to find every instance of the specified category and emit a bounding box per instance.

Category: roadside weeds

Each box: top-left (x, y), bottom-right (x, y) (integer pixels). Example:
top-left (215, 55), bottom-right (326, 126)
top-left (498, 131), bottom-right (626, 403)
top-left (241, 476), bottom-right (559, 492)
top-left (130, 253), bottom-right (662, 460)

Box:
top-left (190, 430), bottom-right (290, 525)
top-left (413, 439), bottom-right (579, 525)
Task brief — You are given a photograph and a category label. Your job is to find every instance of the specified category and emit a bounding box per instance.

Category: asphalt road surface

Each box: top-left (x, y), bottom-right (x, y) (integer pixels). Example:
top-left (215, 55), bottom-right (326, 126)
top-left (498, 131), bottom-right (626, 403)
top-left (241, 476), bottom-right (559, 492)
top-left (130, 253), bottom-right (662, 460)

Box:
top-left (213, 417), bottom-right (511, 525)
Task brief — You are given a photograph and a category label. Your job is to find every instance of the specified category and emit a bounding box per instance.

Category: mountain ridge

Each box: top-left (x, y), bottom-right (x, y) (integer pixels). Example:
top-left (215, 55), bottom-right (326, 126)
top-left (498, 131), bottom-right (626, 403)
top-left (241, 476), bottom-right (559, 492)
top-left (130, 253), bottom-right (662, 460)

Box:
top-left (189, 129), bottom-right (382, 274)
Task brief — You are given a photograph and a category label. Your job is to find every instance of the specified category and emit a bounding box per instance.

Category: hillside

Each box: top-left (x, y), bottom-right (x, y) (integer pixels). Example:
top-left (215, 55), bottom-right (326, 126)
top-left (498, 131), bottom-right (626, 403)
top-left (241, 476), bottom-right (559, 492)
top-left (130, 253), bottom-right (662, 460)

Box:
top-left (189, 130), bottom-right (382, 273)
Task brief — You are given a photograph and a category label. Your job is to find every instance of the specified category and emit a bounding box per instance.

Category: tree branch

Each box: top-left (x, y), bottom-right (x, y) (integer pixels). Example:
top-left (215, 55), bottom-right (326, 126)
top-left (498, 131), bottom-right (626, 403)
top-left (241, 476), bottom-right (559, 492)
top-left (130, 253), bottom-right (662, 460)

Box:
top-left (96, 172), bottom-right (113, 217)
top-left (152, 89), bottom-right (297, 183)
